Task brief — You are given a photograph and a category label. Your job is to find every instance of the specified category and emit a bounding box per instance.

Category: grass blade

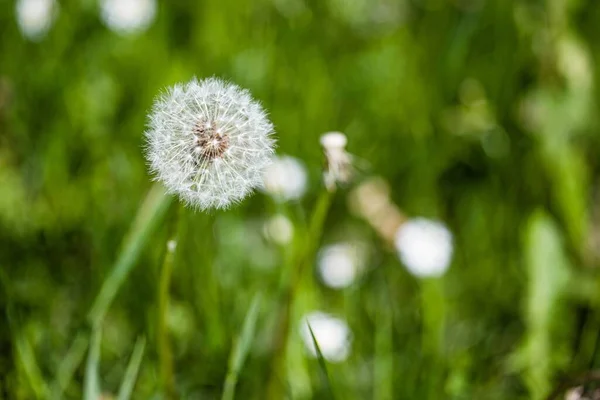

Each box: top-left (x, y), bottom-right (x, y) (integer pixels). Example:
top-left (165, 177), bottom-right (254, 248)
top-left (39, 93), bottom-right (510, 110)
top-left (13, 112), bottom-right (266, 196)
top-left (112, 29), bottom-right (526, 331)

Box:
top-left (117, 337), bottom-right (147, 400)
top-left (51, 333), bottom-right (89, 399)
top-left (14, 332), bottom-right (50, 399)
top-left (88, 183), bottom-right (172, 326)
top-left (83, 327), bottom-right (102, 400)
top-left (307, 323), bottom-right (336, 400)
top-left (221, 294), bottom-right (262, 400)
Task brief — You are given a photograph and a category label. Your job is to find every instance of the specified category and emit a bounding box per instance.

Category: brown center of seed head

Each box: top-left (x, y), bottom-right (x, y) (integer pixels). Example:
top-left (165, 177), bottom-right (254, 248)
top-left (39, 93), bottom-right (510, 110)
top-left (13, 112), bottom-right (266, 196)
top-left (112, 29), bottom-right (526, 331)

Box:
top-left (192, 120), bottom-right (229, 160)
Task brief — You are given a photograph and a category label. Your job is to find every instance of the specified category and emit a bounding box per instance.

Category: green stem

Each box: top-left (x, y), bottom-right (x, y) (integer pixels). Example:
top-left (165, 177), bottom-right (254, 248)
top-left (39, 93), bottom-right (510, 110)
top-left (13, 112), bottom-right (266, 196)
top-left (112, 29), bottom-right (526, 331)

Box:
top-left (88, 184), bottom-right (172, 327)
top-left (158, 217), bottom-right (180, 399)
top-left (267, 189), bottom-right (334, 399)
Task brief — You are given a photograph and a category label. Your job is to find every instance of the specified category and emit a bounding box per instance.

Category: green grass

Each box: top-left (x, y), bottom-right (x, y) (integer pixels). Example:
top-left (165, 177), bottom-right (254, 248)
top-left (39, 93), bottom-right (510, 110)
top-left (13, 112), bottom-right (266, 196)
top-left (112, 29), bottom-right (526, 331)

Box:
top-left (2, 0), bottom-right (600, 399)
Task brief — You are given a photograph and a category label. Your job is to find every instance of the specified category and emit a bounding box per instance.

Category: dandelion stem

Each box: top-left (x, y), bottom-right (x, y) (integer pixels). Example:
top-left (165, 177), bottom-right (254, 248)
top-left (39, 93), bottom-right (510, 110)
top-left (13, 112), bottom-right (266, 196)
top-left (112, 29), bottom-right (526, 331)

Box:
top-left (267, 189), bottom-right (334, 399)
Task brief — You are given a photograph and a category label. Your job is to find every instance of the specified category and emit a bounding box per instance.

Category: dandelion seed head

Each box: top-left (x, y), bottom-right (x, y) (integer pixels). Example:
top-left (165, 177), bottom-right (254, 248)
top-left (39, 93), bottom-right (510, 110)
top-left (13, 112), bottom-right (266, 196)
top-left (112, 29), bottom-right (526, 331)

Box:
top-left (299, 311), bottom-right (352, 362)
top-left (262, 155), bottom-right (308, 201)
top-left (394, 218), bottom-right (454, 278)
top-left (320, 131), bottom-right (348, 149)
top-left (15, 0), bottom-right (57, 40)
top-left (320, 131), bottom-right (353, 191)
top-left (145, 77), bottom-right (276, 210)
top-left (100, 0), bottom-right (156, 35)
top-left (317, 242), bottom-right (364, 289)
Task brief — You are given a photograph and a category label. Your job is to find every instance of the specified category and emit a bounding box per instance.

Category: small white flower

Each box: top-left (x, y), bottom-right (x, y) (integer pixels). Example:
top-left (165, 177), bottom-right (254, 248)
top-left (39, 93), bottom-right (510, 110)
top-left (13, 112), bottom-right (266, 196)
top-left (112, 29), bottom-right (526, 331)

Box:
top-left (100, 0), bottom-right (156, 35)
top-left (299, 311), bottom-right (351, 362)
top-left (394, 218), bottom-right (453, 278)
top-left (15, 0), bottom-right (57, 40)
top-left (145, 77), bottom-right (276, 210)
top-left (262, 155), bottom-right (308, 201)
top-left (320, 131), bottom-right (354, 191)
top-left (317, 242), bottom-right (364, 289)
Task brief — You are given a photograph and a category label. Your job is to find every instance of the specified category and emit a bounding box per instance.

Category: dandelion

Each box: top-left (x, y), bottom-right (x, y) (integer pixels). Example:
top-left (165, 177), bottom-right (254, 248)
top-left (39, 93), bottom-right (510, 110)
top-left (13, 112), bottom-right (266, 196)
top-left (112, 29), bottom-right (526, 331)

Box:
top-left (317, 242), bottom-right (365, 289)
top-left (394, 217), bottom-right (454, 278)
top-left (100, 0), bottom-right (156, 35)
top-left (320, 131), bottom-right (354, 191)
top-left (145, 77), bottom-right (276, 210)
top-left (15, 0), bottom-right (57, 40)
top-left (299, 311), bottom-right (352, 362)
top-left (262, 155), bottom-right (308, 201)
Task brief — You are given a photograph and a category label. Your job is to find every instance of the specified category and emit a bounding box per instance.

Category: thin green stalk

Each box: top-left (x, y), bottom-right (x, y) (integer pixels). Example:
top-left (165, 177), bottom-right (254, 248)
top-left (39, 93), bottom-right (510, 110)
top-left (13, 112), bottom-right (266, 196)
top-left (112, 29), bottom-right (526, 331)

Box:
top-left (221, 295), bottom-right (262, 400)
top-left (88, 184), bottom-right (172, 327)
top-left (51, 333), bottom-right (89, 399)
top-left (14, 333), bottom-right (50, 399)
top-left (158, 232), bottom-right (179, 399)
top-left (117, 337), bottom-right (147, 400)
top-left (374, 291), bottom-right (393, 400)
top-left (83, 327), bottom-right (102, 400)
top-left (267, 189), bottom-right (334, 399)
top-left (307, 323), bottom-right (336, 400)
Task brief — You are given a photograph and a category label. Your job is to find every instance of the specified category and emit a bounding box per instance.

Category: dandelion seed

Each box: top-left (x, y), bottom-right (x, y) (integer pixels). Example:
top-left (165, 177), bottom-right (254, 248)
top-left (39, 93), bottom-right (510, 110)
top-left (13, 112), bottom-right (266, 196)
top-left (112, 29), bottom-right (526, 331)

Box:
top-left (145, 77), bottom-right (276, 210)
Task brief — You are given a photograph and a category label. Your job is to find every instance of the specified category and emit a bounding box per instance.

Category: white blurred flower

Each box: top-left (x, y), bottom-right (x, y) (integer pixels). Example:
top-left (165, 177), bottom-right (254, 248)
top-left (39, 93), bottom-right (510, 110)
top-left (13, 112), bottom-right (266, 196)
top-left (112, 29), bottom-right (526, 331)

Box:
top-left (299, 311), bottom-right (351, 362)
top-left (15, 0), bottom-right (57, 40)
top-left (320, 131), bottom-right (354, 191)
top-left (100, 0), bottom-right (156, 35)
top-left (145, 77), bottom-right (276, 210)
top-left (394, 218), bottom-right (453, 278)
top-left (263, 214), bottom-right (294, 245)
top-left (262, 155), bottom-right (307, 201)
top-left (317, 242), bottom-right (364, 289)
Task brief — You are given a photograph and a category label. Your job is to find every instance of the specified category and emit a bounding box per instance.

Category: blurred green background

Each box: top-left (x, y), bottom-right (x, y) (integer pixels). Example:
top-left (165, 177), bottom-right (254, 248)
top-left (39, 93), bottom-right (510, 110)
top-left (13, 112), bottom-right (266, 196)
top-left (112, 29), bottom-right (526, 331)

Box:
top-left (2, 0), bottom-right (600, 399)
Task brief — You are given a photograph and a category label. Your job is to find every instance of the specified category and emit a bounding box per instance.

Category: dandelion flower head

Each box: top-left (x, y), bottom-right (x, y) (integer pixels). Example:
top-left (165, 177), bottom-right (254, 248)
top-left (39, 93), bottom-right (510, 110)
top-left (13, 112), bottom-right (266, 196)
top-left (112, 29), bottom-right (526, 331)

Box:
top-left (145, 77), bottom-right (276, 210)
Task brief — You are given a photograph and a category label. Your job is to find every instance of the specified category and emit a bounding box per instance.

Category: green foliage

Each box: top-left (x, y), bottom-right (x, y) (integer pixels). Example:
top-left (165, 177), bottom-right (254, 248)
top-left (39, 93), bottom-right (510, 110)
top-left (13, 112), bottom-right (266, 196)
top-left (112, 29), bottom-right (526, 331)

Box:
top-left (2, 0), bottom-right (600, 399)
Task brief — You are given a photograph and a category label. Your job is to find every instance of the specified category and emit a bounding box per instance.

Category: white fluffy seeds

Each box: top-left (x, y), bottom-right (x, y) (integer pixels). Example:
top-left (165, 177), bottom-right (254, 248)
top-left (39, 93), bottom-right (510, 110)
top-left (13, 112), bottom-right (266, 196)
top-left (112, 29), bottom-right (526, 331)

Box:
top-left (145, 77), bottom-right (276, 210)
top-left (100, 0), bottom-right (156, 35)
top-left (299, 311), bottom-right (352, 362)
top-left (262, 155), bottom-right (308, 201)
top-left (394, 218), bottom-right (454, 278)
top-left (15, 0), bottom-right (57, 40)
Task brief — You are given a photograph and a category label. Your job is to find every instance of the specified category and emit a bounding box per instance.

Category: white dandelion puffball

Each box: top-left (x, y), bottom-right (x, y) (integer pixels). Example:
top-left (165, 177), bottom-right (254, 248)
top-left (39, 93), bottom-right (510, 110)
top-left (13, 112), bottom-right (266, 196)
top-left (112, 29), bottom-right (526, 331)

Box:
top-left (100, 0), bottom-right (156, 35)
top-left (145, 77), bottom-right (276, 210)
top-left (15, 0), bottom-right (57, 40)
top-left (317, 243), bottom-right (363, 289)
top-left (394, 218), bottom-right (454, 278)
top-left (300, 311), bottom-right (352, 362)
top-left (262, 155), bottom-right (308, 201)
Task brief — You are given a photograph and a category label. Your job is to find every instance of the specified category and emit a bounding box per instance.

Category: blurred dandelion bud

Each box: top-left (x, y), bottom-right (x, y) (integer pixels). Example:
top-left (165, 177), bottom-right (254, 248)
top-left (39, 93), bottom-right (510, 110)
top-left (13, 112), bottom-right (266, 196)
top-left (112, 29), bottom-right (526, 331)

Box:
top-left (262, 155), bottom-right (308, 201)
top-left (145, 77), bottom-right (276, 210)
top-left (299, 311), bottom-right (352, 362)
top-left (394, 218), bottom-right (454, 278)
top-left (320, 131), bottom-right (354, 191)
